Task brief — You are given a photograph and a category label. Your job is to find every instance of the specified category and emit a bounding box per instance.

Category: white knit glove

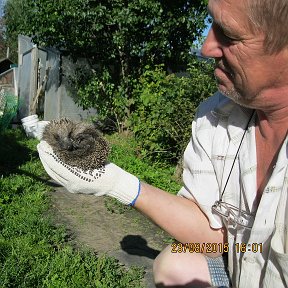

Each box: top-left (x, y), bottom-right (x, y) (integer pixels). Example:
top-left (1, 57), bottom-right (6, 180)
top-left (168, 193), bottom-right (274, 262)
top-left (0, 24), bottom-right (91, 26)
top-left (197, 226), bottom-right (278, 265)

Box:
top-left (37, 141), bottom-right (141, 205)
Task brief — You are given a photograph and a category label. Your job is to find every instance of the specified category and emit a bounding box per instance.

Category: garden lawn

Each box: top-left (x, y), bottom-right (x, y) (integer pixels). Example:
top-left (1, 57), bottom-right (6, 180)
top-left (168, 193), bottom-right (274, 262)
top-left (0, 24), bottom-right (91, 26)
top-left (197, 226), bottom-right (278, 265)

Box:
top-left (0, 128), bottom-right (181, 287)
top-left (0, 128), bottom-right (144, 288)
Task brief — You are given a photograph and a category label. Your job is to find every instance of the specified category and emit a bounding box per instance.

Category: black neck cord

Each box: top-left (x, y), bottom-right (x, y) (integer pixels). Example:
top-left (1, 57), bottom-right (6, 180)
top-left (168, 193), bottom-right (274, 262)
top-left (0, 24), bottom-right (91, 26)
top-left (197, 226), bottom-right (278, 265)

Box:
top-left (219, 110), bottom-right (256, 201)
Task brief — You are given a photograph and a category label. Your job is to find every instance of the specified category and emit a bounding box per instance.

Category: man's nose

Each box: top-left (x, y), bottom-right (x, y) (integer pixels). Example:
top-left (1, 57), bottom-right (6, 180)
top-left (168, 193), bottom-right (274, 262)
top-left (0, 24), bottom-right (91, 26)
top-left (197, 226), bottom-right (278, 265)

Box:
top-left (201, 23), bottom-right (223, 59)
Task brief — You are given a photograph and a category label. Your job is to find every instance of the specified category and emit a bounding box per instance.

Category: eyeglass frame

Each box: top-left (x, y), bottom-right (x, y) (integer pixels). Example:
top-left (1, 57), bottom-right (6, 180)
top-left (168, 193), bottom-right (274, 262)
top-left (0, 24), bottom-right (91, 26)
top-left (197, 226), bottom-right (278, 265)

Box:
top-left (212, 200), bottom-right (255, 229)
top-left (212, 110), bottom-right (256, 230)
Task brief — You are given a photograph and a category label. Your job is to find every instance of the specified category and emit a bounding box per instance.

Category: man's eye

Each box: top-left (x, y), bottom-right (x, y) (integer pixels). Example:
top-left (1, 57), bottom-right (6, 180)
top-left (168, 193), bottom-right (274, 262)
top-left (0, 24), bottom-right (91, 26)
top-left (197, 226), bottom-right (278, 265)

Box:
top-left (223, 34), bottom-right (239, 43)
top-left (213, 23), bottom-right (239, 43)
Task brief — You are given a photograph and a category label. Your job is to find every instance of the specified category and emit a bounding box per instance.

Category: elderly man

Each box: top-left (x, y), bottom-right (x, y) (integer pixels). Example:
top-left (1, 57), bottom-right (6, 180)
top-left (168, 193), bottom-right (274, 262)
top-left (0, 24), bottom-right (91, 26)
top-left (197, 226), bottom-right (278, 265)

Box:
top-left (38, 0), bottom-right (288, 287)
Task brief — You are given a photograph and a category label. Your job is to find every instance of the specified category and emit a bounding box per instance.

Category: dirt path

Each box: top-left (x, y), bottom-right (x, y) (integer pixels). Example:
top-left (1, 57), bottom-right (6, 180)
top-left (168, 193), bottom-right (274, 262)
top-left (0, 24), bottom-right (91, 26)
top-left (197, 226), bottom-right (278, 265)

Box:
top-left (48, 180), bottom-right (171, 288)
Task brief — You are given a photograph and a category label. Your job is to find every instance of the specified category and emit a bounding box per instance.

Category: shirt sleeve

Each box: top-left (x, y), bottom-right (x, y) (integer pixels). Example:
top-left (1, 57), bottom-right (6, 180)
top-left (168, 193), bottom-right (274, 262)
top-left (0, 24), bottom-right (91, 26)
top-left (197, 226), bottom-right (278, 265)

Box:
top-left (177, 96), bottom-right (224, 229)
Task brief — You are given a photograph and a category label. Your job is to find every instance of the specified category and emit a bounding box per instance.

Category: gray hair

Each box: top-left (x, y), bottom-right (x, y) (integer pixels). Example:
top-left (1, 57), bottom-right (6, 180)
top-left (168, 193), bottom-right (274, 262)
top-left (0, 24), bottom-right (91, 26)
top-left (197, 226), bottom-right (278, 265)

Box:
top-left (247, 0), bottom-right (288, 54)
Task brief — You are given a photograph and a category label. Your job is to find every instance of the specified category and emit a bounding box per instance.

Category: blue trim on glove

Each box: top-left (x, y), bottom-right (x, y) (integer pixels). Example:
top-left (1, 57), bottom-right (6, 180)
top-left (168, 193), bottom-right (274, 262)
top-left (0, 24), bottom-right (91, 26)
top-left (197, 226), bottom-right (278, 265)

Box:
top-left (129, 179), bottom-right (141, 206)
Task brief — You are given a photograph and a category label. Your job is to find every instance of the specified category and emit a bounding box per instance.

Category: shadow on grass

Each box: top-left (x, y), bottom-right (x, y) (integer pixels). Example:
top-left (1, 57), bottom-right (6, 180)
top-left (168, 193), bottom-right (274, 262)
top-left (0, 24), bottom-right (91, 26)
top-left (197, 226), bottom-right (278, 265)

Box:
top-left (0, 128), bottom-right (61, 189)
top-left (0, 129), bottom-right (35, 176)
top-left (120, 235), bottom-right (160, 260)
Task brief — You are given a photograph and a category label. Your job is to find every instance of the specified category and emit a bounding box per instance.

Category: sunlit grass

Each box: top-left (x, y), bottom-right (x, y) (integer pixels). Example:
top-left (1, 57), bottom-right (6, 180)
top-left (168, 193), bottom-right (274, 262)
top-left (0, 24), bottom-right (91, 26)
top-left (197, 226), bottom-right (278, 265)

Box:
top-left (0, 128), bottom-right (144, 288)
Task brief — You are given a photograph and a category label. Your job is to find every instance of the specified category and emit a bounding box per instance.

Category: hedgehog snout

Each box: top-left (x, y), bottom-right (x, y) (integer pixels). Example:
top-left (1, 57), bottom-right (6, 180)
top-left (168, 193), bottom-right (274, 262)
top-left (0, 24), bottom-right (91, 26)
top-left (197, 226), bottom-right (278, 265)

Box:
top-left (59, 137), bottom-right (74, 151)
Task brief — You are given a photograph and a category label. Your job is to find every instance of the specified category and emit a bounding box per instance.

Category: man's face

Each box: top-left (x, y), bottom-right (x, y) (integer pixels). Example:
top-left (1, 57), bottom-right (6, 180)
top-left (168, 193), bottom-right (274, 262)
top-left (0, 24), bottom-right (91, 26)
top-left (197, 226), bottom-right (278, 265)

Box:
top-left (201, 0), bottom-right (288, 107)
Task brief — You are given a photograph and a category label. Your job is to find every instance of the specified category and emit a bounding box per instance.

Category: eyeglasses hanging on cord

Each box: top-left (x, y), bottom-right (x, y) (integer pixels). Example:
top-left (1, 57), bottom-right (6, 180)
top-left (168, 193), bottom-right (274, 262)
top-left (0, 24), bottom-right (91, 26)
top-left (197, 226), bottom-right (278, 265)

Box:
top-left (212, 109), bottom-right (256, 229)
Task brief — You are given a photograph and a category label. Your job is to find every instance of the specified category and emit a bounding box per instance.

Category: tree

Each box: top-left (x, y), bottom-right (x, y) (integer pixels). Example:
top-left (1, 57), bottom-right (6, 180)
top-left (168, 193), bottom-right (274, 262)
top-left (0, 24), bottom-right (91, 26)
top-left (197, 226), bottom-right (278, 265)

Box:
top-left (0, 18), bottom-right (8, 59)
top-left (4, 0), bottom-right (209, 131)
top-left (2, 0), bottom-right (30, 61)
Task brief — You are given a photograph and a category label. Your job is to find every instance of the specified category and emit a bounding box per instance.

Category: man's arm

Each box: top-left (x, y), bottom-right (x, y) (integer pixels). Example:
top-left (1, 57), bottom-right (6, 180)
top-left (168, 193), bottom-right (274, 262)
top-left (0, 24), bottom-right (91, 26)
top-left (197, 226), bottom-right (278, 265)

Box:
top-left (135, 182), bottom-right (226, 257)
top-left (37, 141), bottom-right (225, 257)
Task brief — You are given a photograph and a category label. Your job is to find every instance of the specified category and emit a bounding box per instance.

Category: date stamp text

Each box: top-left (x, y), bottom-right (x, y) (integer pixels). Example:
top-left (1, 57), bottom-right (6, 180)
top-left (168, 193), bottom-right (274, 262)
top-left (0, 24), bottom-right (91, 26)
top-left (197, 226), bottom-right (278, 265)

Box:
top-left (171, 242), bottom-right (263, 254)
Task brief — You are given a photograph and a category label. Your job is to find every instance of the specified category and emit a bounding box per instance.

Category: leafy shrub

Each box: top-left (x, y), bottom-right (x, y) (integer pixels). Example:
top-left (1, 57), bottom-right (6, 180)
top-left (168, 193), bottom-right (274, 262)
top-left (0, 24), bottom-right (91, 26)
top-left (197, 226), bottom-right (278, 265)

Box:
top-left (4, 0), bottom-right (209, 130)
top-left (75, 69), bottom-right (135, 133)
top-left (130, 57), bottom-right (216, 163)
top-left (0, 91), bottom-right (18, 133)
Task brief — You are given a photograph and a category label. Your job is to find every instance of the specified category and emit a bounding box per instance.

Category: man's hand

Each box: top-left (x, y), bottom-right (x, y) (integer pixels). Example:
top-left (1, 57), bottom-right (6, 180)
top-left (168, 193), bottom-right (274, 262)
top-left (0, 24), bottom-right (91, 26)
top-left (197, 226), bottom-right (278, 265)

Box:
top-left (37, 141), bottom-right (140, 205)
top-left (38, 141), bottom-right (225, 248)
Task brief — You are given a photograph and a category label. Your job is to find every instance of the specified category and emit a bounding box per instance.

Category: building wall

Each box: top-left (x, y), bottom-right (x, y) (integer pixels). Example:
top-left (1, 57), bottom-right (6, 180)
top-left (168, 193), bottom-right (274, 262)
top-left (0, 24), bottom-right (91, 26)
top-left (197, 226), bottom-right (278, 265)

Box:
top-left (44, 48), bottom-right (97, 121)
top-left (17, 36), bottom-right (97, 121)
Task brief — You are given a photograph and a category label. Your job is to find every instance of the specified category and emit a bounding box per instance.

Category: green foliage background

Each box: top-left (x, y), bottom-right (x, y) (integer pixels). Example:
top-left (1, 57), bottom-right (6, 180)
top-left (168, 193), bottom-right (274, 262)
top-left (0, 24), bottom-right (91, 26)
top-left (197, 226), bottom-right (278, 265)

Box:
top-left (130, 58), bottom-right (216, 163)
top-left (3, 0), bottom-right (217, 163)
top-left (4, 0), bottom-right (207, 63)
top-left (4, 0), bottom-right (210, 132)
top-left (0, 1), bottom-right (218, 286)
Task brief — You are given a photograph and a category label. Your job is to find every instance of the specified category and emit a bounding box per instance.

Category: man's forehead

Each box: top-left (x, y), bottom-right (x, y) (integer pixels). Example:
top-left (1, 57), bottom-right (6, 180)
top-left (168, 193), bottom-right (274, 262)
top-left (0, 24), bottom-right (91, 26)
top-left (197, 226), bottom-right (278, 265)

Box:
top-left (207, 0), bottom-right (232, 26)
top-left (208, 0), bottom-right (249, 13)
top-left (208, 0), bottom-right (235, 15)
top-left (207, 0), bottom-right (249, 23)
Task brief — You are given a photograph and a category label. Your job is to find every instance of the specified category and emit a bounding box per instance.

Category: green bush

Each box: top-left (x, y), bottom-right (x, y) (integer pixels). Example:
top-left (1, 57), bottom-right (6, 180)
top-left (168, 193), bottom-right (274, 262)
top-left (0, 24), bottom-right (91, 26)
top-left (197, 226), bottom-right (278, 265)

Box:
top-left (130, 57), bottom-right (216, 163)
top-left (0, 91), bottom-right (18, 133)
top-left (75, 69), bottom-right (135, 133)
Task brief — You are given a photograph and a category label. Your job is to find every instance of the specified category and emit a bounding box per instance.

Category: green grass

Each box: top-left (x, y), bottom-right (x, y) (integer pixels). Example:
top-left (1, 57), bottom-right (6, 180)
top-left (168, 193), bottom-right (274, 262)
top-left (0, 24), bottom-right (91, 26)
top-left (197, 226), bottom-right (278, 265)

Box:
top-left (0, 128), bottom-right (182, 287)
top-left (107, 133), bottom-right (181, 194)
top-left (0, 128), bottom-right (144, 288)
top-left (104, 133), bottom-right (182, 214)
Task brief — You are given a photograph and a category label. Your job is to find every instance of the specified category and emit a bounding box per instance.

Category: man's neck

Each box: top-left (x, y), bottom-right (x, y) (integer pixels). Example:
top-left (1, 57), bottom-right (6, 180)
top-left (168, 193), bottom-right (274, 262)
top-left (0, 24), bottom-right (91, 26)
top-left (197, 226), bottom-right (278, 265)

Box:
top-left (255, 107), bottom-right (287, 202)
top-left (256, 108), bottom-right (288, 139)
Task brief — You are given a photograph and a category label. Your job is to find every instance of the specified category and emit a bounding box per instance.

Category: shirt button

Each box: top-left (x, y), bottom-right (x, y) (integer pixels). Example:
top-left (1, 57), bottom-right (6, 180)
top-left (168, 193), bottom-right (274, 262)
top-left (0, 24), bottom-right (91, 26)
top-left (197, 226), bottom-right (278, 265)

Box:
top-left (243, 256), bottom-right (255, 263)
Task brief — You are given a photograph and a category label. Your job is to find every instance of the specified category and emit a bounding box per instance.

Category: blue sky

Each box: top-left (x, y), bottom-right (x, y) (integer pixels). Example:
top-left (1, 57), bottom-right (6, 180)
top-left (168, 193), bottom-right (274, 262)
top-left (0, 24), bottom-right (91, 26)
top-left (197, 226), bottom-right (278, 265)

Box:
top-left (193, 22), bottom-right (211, 52)
top-left (0, 0), bottom-right (5, 17)
top-left (203, 23), bottom-right (211, 37)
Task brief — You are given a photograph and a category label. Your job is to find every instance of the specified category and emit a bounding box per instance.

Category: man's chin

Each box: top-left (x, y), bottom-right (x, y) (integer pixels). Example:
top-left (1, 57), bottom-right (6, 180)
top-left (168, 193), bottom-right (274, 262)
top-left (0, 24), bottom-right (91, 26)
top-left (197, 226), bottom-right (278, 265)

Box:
top-left (219, 88), bottom-right (254, 108)
top-left (219, 86), bottom-right (241, 102)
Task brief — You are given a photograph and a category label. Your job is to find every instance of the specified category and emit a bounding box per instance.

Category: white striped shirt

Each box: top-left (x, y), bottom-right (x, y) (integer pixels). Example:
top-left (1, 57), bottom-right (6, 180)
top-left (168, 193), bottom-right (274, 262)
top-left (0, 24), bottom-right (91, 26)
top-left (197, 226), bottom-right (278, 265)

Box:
top-left (178, 92), bottom-right (288, 287)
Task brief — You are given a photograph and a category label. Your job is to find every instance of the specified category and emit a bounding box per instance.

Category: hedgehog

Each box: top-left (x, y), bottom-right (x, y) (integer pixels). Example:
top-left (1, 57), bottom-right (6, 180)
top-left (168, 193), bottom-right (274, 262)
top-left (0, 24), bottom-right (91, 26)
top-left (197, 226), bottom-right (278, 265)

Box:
top-left (42, 118), bottom-right (110, 171)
